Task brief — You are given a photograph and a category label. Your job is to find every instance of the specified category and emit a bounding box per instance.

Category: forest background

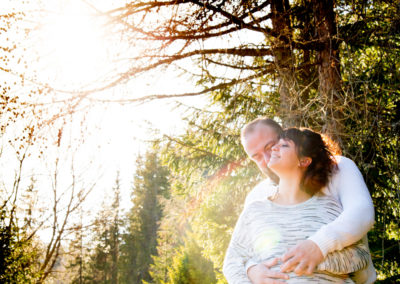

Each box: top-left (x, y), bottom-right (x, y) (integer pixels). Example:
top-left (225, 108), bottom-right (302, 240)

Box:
top-left (1, 0), bottom-right (399, 283)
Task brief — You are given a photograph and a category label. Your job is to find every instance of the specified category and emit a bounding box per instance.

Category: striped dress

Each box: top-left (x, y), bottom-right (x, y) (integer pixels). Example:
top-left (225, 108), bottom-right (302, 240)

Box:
top-left (223, 194), bottom-right (369, 283)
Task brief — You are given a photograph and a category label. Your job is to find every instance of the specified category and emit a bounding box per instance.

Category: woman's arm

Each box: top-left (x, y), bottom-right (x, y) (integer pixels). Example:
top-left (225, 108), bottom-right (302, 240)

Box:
top-left (223, 211), bottom-right (253, 284)
top-left (308, 156), bottom-right (375, 256)
top-left (317, 239), bottom-right (370, 274)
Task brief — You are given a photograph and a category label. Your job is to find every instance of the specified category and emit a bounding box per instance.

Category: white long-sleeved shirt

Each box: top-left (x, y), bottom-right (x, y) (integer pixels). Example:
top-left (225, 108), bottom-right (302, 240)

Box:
top-left (243, 156), bottom-right (376, 283)
top-left (223, 194), bottom-right (370, 283)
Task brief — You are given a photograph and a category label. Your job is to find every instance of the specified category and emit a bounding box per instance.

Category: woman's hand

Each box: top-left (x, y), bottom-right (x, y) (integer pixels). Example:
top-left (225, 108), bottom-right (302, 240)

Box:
top-left (248, 258), bottom-right (289, 284)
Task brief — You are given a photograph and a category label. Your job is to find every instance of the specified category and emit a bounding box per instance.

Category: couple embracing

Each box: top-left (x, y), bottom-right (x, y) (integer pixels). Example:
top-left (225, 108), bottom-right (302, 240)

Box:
top-left (223, 118), bottom-right (376, 283)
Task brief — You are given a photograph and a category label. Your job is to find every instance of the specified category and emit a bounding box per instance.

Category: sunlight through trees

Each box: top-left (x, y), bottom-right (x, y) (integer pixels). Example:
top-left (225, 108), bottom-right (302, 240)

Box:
top-left (1, 0), bottom-right (399, 283)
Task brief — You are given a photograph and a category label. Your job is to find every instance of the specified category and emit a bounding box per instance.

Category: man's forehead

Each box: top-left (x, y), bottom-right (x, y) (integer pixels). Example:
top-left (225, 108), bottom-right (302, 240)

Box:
top-left (252, 124), bottom-right (278, 139)
top-left (244, 124), bottom-right (278, 150)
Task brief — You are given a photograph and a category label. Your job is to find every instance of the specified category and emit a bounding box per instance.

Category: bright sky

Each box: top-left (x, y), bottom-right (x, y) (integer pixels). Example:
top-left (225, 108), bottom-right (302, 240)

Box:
top-left (2, 0), bottom-right (208, 241)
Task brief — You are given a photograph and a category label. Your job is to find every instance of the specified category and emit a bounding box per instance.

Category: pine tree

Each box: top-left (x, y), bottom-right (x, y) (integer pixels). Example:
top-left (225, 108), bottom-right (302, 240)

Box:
top-left (72, 174), bottom-right (122, 284)
top-left (119, 149), bottom-right (170, 284)
top-left (0, 206), bottom-right (41, 283)
top-left (167, 237), bottom-right (217, 284)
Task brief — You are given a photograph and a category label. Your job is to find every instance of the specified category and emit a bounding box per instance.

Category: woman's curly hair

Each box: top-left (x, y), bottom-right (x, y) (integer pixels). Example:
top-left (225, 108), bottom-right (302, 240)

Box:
top-left (280, 128), bottom-right (339, 194)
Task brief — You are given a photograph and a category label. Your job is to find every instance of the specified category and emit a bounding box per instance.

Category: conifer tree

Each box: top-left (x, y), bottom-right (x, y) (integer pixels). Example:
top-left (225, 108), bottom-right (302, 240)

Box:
top-left (119, 149), bottom-right (170, 284)
top-left (167, 237), bottom-right (217, 284)
top-left (72, 174), bottom-right (122, 284)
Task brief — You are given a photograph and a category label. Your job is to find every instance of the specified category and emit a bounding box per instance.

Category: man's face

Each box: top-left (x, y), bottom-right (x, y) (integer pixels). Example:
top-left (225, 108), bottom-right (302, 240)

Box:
top-left (243, 124), bottom-right (280, 175)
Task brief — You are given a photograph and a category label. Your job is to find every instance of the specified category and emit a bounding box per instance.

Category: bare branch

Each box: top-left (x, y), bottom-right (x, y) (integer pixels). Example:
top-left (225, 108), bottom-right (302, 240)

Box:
top-left (87, 67), bottom-right (275, 104)
top-left (188, 0), bottom-right (274, 35)
top-left (107, 0), bottom-right (188, 17)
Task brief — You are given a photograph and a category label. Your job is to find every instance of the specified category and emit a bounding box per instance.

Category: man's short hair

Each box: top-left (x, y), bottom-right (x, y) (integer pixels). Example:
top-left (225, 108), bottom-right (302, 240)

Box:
top-left (241, 117), bottom-right (283, 143)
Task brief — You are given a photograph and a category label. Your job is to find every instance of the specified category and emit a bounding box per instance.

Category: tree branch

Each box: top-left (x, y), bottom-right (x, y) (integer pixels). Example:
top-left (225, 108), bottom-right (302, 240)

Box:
top-left (188, 0), bottom-right (274, 35)
top-left (87, 68), bottom-right (275, 104)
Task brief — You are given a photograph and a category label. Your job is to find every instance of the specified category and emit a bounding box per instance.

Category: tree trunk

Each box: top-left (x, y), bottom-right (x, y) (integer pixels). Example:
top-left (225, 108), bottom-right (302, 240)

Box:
top-left (313, 0), bottom-right (343, 141)
top-left (270, 0), bottom-right (300, 127)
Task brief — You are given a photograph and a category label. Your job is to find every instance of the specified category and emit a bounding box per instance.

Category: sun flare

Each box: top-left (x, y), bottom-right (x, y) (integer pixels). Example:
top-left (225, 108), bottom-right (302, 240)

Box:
top-left (35, 1), bottom-right (112, 89)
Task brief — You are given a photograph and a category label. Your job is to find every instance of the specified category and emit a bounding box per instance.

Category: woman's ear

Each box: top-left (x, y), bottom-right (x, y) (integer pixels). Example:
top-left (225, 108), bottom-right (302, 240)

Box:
top-left (299, 157), bottom-right (312, 167)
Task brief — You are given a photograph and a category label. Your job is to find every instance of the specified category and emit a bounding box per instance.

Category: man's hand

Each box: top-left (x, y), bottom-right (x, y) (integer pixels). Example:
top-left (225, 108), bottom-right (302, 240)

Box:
top-left (248, 258), bottom-right (289, 284)
top-left (280, 240), bottom-right (324, 276)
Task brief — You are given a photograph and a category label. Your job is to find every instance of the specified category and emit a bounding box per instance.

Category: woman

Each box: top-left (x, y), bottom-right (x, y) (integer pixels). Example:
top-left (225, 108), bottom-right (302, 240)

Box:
top-left (223, 128), bottom-right (370, 283)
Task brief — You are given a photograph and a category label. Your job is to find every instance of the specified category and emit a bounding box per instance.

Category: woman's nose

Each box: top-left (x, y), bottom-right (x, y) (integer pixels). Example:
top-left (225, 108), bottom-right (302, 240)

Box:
top-left (271, 144), bottom-right (279, 151)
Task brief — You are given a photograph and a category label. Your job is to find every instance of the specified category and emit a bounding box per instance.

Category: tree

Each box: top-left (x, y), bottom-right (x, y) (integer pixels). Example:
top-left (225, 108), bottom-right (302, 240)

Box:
top-left (1, 4), bottom-right (100, 282)
top-left (167, 237), bottom-right (217, 284)
top-left (119, 148), bottom-right (170, 283)
top-left (148, 196), bottom-right (184, 284)
top-left (0, 204), bottom-right (41, 283)
top-left (71, 174), bottom-right (122, 284)
top-left (157, 111), bottom-right (261, 283)
top-left (69, 0), bottom-right (361, 137)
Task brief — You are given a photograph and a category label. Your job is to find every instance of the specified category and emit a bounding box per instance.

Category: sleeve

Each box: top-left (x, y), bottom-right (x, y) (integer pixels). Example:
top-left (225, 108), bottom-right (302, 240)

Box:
top-left (308, 156), bottom-right (375, 256)
top-left (317, 239), bottom-right (370, 274)
top-left (244, 259), bottom-right (259, 275)
top-left (223, 210), bottom-right (253, 284)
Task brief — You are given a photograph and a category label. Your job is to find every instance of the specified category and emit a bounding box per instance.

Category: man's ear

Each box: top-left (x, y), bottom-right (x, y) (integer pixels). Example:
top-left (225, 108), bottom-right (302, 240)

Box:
top-left (300, 157), bottom-right (312, 168)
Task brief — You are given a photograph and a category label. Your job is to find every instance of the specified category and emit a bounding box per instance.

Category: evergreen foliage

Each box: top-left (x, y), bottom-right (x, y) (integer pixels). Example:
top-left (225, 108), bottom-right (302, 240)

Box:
top-left (119, 149), bottom-right (170, 284)
top-left (70, 176), bottom-right (123, 284)
top-left (167, 238), bottom-right (217, 284)
top-left (0, 207), bottom-right (40, 283)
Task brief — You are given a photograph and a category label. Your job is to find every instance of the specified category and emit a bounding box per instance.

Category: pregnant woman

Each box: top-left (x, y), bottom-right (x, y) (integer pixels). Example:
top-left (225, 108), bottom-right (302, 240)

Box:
top-left (223, 128), bottom-right (371, 283)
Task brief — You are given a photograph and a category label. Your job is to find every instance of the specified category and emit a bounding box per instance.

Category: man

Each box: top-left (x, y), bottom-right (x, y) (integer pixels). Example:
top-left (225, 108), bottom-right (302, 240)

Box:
top-left (225, 117), bottom-right (376, 284)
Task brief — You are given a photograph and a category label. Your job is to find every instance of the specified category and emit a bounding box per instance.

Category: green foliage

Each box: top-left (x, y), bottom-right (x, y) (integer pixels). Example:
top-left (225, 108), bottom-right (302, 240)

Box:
top-left (166, 238), bottom-right (217, 284)
top-left (156, 108), bottom-right (262, 283)
top-left (148, 196), bottom-right (185, 284)
top-left (119, 149), bottom-right (170, 284)
top-left (337, 2), bottom-right (400, 280)
top-left (0, 207), bottom-right (41, 283)
top-left (68, 176), bottom-right (123, 284)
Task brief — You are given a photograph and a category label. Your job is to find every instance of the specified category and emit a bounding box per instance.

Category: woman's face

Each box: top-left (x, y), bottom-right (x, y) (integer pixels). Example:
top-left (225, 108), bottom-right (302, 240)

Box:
top-left (267, 138), bottom-right (300, 174)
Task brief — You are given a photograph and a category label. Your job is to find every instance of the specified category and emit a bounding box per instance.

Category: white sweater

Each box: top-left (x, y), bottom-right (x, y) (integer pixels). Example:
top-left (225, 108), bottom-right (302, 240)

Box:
top-left (223, 194), bottom-right (370, 283)
top-left (242, 156), bottom-right (376, 283)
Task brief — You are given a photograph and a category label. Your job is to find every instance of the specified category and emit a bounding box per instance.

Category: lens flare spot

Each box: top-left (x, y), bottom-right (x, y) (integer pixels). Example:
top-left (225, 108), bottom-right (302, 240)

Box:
top-left (254, 228), bottom-right (281, 254)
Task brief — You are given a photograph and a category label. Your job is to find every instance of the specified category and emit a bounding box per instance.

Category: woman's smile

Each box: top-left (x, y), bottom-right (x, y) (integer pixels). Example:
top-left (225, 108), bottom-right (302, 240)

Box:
top-left (270, 153), bottom-right (280, 160)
